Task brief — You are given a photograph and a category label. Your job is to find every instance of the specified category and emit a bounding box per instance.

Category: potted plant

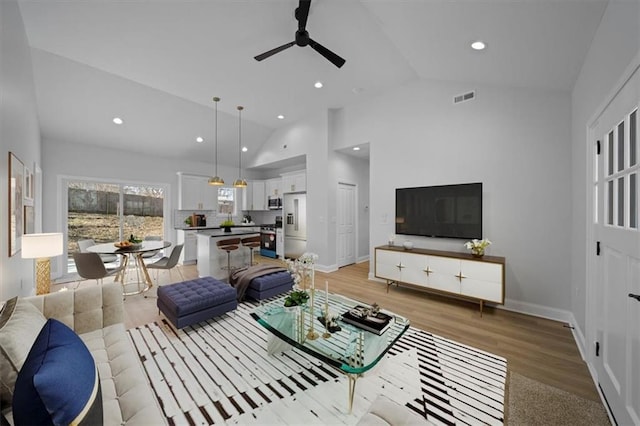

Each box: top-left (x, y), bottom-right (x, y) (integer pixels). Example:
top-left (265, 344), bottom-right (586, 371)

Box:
top-left (283, 290), bottom-right (309, 308)
top-left (220, 217), bottom-right (234, 232)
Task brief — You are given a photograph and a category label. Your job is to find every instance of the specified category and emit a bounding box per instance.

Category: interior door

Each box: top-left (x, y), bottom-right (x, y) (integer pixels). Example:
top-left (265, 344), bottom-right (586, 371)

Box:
top-left (337, 183), bottom-right (356, 267)
top-left (592, 65), bottom-right (640, 426)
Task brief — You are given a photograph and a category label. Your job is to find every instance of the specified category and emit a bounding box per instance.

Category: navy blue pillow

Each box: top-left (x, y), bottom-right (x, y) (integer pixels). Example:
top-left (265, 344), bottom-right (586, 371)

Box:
top-left (12, 318), bottom-right (102, 425)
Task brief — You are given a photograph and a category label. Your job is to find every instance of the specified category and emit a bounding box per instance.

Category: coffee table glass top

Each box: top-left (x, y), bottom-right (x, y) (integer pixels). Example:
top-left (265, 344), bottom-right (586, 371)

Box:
top-left (251, 292), bottom-right (410, 375)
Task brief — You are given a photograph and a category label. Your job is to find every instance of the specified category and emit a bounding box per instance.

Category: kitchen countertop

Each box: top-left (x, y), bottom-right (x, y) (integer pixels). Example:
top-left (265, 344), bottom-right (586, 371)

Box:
top-left (196, 229), bottom-right (261, 237)
top-left (175, 224), bottom-right (259, 231)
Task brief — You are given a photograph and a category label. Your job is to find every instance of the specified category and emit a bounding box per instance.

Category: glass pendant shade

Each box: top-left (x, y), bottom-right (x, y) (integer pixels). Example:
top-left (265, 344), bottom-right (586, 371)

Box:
top-left (235, 105), bottom-right (246, 187)
top-left (233, 178), bottom-right (247, 188)
top-left (209, 96), bottom-right (224, 186)
top-left (208, 176), bottom-right (225, 185)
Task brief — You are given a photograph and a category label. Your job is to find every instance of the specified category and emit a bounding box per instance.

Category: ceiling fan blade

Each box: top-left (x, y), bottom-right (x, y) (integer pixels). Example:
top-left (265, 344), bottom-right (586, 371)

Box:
top-left (308, 38), bottom-right (346, 68)
top-left (254, 41), bottom-right (296, 61)
top-left (296, 0), bottom-right (311, 31)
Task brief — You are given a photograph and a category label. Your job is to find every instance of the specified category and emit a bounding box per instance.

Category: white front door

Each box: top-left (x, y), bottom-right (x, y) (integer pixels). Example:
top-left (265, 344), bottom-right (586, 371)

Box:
top-left (337, 182), bottom-right (356, 267)
top-left (591, 64), bottom-right (640, 426)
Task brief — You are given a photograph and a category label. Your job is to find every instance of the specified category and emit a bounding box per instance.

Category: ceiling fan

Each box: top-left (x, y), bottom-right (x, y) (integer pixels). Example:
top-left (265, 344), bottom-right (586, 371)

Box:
top-left (254, 0), bottom-right (346, 69)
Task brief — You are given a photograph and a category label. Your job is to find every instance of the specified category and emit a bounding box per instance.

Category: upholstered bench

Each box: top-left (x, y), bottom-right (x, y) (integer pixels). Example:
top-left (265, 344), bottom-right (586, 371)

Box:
top-left (157, 277), bottom-right (237, 329)
top-left (245, 270), bottom-right (294, 301)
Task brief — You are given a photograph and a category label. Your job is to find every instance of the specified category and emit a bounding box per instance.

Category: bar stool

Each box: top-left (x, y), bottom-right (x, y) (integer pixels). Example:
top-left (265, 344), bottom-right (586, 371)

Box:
top-left (217, 238), bottom-right (241, 282)
top-left (241, 235), bottom-right (261, 266)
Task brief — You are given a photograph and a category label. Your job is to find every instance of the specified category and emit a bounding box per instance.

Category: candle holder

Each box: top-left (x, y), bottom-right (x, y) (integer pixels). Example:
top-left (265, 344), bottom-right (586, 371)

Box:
top-left (306, 271), bottom-right (319, 340)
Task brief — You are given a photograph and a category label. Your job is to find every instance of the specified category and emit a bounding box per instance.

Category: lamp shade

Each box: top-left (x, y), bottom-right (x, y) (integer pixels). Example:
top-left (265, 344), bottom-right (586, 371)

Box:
top-left (22, 233), bottom-right (63, 259)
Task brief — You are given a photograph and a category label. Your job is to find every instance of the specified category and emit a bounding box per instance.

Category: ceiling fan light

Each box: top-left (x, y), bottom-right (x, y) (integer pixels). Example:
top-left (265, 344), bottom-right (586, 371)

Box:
top-left (208, 176), bottom-right (225, 186)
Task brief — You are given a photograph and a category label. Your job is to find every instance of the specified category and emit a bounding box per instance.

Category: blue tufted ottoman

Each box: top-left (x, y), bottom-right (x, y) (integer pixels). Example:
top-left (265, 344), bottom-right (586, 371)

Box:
top-left (245, 271), bottom-right (294, 301)
top-left (157, 276), bottom-right (237, 329)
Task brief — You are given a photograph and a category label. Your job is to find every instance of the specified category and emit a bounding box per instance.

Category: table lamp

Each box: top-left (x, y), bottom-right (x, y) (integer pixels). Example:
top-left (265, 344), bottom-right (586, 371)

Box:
top-left (22, 233), bottom-right (63, 295)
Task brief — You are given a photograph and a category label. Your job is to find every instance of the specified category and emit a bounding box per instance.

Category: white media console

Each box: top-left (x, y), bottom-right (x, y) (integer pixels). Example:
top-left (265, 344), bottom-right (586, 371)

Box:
top-left (374, 245), bottom-right (505, 315)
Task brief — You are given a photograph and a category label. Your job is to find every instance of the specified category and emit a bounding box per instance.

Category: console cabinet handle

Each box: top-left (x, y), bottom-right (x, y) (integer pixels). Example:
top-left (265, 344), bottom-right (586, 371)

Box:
top-left (423, 267), bottom-right (433, 276)
top-left (396, 263), bottom-right (405, 270)
top-left (455, 272), bottom-right (466, 282)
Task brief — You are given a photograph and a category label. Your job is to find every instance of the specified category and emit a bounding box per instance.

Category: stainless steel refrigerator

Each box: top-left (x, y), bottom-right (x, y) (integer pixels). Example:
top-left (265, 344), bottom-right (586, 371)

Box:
top-left (283, 192), bottom-right (307, 259)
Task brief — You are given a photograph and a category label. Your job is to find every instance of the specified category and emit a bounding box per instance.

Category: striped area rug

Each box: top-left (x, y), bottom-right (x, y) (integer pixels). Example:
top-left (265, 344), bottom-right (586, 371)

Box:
top-left (127, 301), bottom-right (506, 425)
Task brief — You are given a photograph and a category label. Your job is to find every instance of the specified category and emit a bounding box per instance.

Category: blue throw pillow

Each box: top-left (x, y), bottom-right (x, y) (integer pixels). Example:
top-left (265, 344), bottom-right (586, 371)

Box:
top-left (12, 318), bottom-right (102, 425)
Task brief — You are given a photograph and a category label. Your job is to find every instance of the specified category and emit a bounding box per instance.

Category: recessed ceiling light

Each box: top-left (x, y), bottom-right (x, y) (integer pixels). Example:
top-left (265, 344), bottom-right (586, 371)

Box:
top-left (196, 136), bottom-right (204, 143)
top-left (242, 146), bottom-right (248, 152)
top-left (353, 147), bottom-right (361, 151)
top-left (314, 81), bottom-right (323, 89)
top-left (471, 41), bottom-right (486, 51)
top-left (112, 117), bottom-right (123, 125)
top-left (277, 115), bottom-right (285, 120)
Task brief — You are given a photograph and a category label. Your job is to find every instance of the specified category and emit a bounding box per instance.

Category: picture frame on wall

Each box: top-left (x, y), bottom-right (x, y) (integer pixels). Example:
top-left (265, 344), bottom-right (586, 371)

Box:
top-left (8, 152), bottom-right (24, 256)
top-left (24, 166), bottom-right (34, 203)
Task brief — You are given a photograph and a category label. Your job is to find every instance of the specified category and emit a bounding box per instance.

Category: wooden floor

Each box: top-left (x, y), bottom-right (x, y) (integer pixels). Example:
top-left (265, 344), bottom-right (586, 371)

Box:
top-left (54, 255), bottom-right (602, 406)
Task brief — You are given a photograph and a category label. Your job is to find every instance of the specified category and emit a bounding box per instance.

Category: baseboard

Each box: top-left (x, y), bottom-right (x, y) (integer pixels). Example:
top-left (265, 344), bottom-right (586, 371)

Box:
top-left (315, 263), bottom-right (338, 274)
top-left (500, 298), bottom-right (574, 323)
top-left (357, 255), bottom-right (370, 263)
top-left (569, 319), bottom-right (587, 361)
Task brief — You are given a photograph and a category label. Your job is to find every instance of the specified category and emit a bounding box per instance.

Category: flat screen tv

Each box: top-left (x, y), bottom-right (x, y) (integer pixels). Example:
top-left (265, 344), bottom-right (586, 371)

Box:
top-left (395, 182), bottom-right (482, 239)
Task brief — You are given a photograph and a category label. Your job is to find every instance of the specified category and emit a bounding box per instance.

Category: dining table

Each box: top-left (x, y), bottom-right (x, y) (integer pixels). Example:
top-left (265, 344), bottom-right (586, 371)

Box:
top-left (87, 240), bottom-right (171, 296)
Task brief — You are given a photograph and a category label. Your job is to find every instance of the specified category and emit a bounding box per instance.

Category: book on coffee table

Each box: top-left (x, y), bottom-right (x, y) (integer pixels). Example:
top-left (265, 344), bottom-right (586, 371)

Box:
top-left (341, 306), bottom-right (393, 335)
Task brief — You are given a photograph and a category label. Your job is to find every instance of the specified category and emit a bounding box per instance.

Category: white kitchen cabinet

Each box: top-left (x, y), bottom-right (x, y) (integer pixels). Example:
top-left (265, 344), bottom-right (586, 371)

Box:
top-left (265, 178), bottom-right (283, 198)
top-left (242, 180), bottom-right (268, 211)
top-left (178, 173), bottom-right (218, 210)
top-left (177, 230), bottom-right (198, 265)
top-left (281, 171), bottom-right (306, 193)
top-left (375, 246), bottom-right (505, 314)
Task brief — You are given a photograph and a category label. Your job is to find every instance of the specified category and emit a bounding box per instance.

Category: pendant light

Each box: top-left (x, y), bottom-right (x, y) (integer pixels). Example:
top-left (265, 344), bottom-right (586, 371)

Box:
top-left (208, 96), bottom-right (225, 186)
top-left (233, 105), bottom-right (248, 188)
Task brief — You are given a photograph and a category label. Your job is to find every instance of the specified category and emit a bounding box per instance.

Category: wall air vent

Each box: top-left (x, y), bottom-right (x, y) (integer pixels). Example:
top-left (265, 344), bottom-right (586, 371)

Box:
top-left (453, 90), bottom-right (476, 104)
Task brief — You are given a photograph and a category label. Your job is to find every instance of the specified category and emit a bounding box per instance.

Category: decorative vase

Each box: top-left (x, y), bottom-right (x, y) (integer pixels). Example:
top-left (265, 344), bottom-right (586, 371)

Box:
top-left (471, 248), bottom-right (484, 257)
top-left (223, 226), bottom-right (232, 233)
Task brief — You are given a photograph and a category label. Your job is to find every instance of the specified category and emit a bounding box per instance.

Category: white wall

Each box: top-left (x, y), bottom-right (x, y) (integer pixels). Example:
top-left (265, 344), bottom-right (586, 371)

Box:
top-left (334, 79), bottom-right (573, 313)
top-left (251, 111), bottom-right (334, 266)
top-left (570, 0), bottom-right (640, 340)
top-left (0, 0), bottom-right (42, 300)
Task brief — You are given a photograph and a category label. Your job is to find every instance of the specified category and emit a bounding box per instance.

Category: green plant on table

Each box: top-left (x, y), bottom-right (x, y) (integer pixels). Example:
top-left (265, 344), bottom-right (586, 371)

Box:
top-left (284, 290), bottom-right (309, 307)
top-left (128, 234), bottom-right (142, 244)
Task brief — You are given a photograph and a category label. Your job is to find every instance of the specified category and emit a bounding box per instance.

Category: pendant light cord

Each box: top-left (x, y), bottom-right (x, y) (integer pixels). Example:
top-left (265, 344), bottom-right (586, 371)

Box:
top-left (214, 97), bottom-right (219, 176)
top-left (237, 106), bottom-right (243, 180)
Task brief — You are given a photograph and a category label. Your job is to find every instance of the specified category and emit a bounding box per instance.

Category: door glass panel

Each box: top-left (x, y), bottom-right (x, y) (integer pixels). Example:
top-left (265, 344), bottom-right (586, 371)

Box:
top-left (67, 182), bottom-right (120, 255)
top-left (618, 177), bottom-right (625, 226)
top-left (607, 180), bottom-right (614, 225)
top-left (608, 131), bottom-right (614, 176)
top-left (630, 173), bottom-right (637, 229)
top-left (618, 121), bottom-right (625, 171)
top-left (631, 110), bottom-right (637, 166)
top-left (122, 185), bottom-right (165, 240)
top-left (67, 180), bottom-right (165, 274)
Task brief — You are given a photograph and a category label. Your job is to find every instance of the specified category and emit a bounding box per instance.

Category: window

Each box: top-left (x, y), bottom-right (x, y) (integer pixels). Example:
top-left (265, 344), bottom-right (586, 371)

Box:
top-left (217, 187), bottom-right (237, 216)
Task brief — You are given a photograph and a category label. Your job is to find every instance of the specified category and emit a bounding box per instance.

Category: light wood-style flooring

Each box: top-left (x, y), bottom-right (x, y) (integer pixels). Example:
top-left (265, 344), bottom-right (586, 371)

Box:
top-left (54, 255), bottom-right (602, 407)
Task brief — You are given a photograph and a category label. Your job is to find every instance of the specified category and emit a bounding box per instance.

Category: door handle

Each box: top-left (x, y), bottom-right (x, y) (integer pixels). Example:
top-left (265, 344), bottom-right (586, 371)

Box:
top-left (629, 293), bottom-right (640, 302)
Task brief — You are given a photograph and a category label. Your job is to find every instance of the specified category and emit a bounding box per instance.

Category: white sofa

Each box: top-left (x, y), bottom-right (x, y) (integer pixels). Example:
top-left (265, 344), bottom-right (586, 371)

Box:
top-left (1, 283), bottom-right (165, 425)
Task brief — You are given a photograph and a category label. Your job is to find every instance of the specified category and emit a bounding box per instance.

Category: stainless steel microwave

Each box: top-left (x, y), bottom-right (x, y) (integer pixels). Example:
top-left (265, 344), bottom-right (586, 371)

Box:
top-left (268, 197), bottom-right (282, 209)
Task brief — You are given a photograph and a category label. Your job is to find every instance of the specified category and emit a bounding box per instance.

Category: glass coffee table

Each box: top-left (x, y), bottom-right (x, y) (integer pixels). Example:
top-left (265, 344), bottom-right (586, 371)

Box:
top-left (251, 291), bottom-right (410, 412)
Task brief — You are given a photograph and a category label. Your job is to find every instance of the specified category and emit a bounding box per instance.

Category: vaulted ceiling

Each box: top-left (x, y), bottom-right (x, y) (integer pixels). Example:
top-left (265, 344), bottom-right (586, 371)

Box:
top-left (19, 0), bottom-right (607, 166)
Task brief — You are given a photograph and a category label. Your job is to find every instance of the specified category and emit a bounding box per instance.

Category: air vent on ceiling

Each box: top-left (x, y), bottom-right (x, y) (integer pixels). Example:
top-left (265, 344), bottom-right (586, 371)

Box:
top-left (453, 90), bottom-right (476, 104)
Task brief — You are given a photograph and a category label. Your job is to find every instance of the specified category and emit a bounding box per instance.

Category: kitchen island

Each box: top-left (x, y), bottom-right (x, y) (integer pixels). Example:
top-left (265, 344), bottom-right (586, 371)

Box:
top-left (196, 228), bottom-right (261, 280)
